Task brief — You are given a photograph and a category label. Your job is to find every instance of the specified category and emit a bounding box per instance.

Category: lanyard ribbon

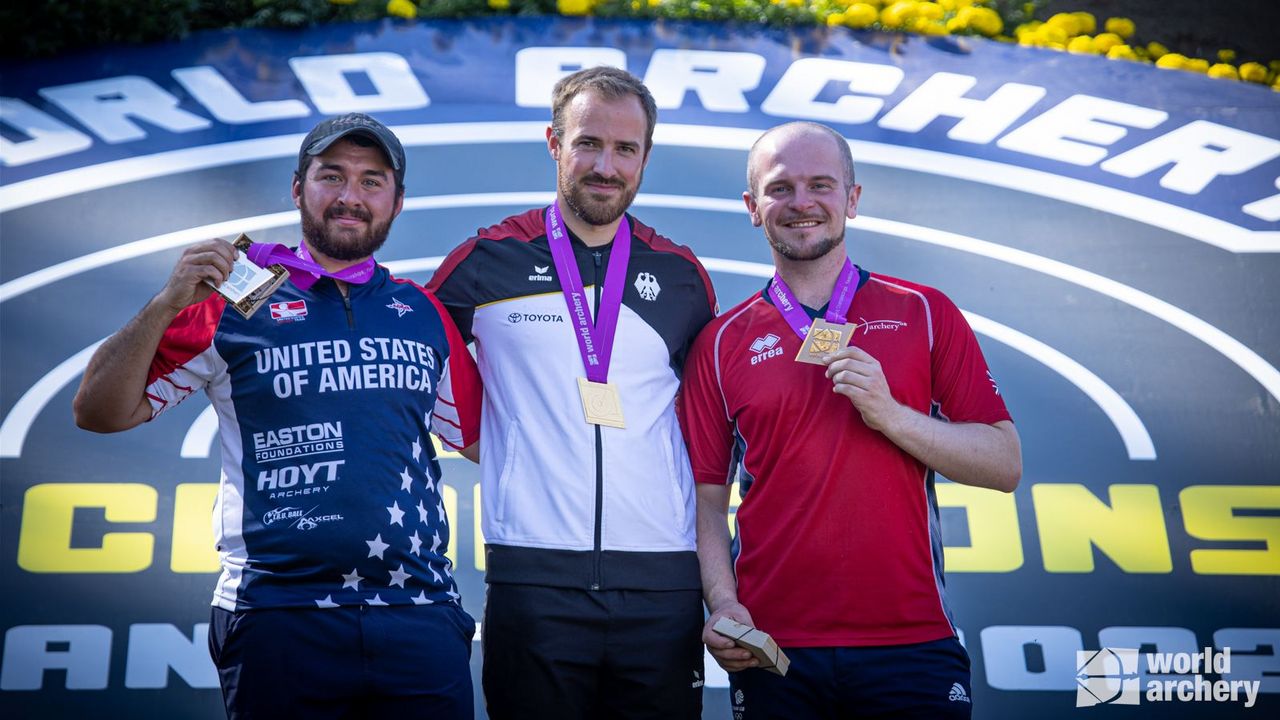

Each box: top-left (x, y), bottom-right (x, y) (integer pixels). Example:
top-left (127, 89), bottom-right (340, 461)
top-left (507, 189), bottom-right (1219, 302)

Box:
top-left (767, 258), bottom-right (860, 340)
top-left (245, 243), bottom-right (377, 291)
top-left (545, 203), bottom-right (632, 383)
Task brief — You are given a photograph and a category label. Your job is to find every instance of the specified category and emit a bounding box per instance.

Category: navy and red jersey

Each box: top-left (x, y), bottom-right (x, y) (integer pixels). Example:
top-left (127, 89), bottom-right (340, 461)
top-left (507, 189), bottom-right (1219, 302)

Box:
top-left (679, 269), bottom-right (1011, 647)
top-left (145, 263), bottom-right (481, 611)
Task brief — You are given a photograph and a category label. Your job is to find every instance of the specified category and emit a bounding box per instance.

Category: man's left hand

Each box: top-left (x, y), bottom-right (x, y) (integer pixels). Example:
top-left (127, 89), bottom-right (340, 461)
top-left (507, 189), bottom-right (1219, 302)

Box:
top-left (823, 345), bottom-right (902, 432)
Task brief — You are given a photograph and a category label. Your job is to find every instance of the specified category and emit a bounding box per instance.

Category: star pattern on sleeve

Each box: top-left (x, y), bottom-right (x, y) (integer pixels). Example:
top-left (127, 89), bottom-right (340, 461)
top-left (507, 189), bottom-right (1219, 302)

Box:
top-left (342, 569), bottom-right (363, 590)
top-left (400, 467), bottom-right (414, 493)
top-left (410, 530), bottom-right (423, 556)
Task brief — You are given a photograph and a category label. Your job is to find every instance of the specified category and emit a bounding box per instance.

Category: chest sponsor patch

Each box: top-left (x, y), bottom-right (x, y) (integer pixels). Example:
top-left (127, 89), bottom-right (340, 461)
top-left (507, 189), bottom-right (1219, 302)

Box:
top-left (270, 300), bottom-right (308, 323)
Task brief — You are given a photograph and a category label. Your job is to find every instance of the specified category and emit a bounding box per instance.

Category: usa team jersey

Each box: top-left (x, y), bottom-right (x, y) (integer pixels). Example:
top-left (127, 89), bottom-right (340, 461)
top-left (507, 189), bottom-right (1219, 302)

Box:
top-left (145, 264), bottom-right (481, 611)
top-left (679, 269), bottom-right (1011, 647)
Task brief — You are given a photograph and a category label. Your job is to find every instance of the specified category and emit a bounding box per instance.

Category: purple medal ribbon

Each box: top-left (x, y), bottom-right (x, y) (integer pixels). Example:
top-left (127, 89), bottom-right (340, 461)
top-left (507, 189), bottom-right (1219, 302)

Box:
top-left (245, 242), bottom-right (377, 291)
top-left (768, 258), bottom-right (860, 340)
top-left (545, 203), bottom-right (632, 384)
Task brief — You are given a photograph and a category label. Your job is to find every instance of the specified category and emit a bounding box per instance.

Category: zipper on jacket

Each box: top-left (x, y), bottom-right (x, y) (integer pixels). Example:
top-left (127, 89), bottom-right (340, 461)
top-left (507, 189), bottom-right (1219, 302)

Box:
top-left (339, 285), bottom-right (355, 329)
top-left (590, 248), bottom-right (604, 591)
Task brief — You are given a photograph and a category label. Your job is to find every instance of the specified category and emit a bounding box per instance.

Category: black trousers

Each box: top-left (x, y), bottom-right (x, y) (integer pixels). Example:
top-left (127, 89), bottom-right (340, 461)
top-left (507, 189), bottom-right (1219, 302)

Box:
top-left (481, 583), bottom-right (704, 720)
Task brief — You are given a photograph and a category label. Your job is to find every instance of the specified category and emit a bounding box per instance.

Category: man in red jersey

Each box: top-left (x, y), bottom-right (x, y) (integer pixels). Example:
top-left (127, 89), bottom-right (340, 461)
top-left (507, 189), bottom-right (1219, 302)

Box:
top-left (679, 121), bottom-right (1022, 719)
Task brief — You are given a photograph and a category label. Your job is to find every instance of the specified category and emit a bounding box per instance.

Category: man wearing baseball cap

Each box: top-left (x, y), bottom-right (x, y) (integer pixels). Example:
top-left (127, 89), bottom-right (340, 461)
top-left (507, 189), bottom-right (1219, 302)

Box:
top-left (74, 113), bottom-right (482, 719)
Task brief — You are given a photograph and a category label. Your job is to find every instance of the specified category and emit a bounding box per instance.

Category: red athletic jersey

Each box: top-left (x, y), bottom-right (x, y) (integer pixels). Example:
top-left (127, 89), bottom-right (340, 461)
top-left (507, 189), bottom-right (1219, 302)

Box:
top-left (679, 270), bottom-right (1011, 647)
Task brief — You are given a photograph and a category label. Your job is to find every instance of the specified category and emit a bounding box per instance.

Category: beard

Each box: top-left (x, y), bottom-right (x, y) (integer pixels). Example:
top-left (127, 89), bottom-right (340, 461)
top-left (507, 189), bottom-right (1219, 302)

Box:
top-left (299, 194), bottom-right (393, 262)
top-left (764, 221), bottom-right (843, 262)
top-left (560, 166), bottom-right (641, 227)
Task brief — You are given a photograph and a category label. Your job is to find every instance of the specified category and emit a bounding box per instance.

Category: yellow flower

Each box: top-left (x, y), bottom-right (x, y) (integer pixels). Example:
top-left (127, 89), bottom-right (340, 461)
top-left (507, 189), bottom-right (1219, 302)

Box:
top-left (1184, 58), bottom-right (1210, 74)
top-left (827, 12), bottom-right (847, 26)
top-left (965, 7), bottom-right (1002, 37)
top-left (1071, 11), bottom-right (1096, 35)
top-left (1091, 32), bottom-right (1122, 54)
top-left (1104, 17), bottom-right (1135, 39)
top-left (1155, 53), bottom-right (1186, 70)
top-left (1270, 60), bottom-right (1280, 73)
top-left (558, 0), bottom-right (592, 14)
top-left (879, 1), bottom-right (918, 30)
top-left (488, 0), bottom-right (510, 8)
top-left (1066, 36), bottom-right (1096, 55)
top-left (1106, 45), bottom-right (1138, 61)
top-left (1207, 63), bottom-right (1239, 80)
top-left (1035, 24), bottom-right (1068, 46)
top-left (387, 0), bottom-right (417, 18)
top-left (915, 19), bottom-right (948, 35)
top-left (1217, 49), bottom-right (1236, 63)
top-left (1240, 62), bottom-right (1269, 83)
top-left (1045, 13), bottom-right (1080, 37)
top-left (915, 1), bottom-right (944, 20)
top-left (1146, 42), bottom-right (1168, 59)
top-left (844, 3), bottom-right (879, 27)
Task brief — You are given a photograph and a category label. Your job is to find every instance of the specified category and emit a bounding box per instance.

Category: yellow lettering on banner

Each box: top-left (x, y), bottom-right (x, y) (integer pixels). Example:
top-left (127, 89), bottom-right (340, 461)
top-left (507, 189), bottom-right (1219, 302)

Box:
top-left (442, 482), bottom-right (458, 566)
top-left (474, 483), bottom-right (485, 572)
top-left (17, 483), bottom-right (157, 573)
top-left (1182, 485), bottom-right (1280, 575)
top-left (936, 483), bottom-right (1023, 572)
top-left (1033, 484), bottom-right (1172, 573)
top-left (171, 483), bottom-right (220, 573)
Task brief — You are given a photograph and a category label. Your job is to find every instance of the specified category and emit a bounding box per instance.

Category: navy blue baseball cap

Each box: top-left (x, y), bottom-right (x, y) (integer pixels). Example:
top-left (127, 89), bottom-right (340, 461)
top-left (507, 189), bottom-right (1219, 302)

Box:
top-left (298, 113), bottom-right (406, 186)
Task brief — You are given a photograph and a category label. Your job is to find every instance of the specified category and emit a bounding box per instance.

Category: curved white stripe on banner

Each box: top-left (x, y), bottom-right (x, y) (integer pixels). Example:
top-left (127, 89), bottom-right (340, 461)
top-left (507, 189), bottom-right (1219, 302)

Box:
top-left (180, 406), bottom-right (221, 458)
top-left (961, 312), bottom-right (1156, 460)
top-left (2, 191), bottom-right (1276, 409)
top-left (0, 339), bottom-right (103, 458)
top-left (173, 253), bottom-right (1153, 462)
top-left (0, 211), bottom-right (300, 303)
top-left (0, 122), bottom-right (1275, 252)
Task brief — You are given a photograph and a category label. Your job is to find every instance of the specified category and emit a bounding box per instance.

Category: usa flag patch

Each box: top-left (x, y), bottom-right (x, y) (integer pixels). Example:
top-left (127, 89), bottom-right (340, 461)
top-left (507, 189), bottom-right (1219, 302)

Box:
top-left (270, 300), bottom-right (307, 323)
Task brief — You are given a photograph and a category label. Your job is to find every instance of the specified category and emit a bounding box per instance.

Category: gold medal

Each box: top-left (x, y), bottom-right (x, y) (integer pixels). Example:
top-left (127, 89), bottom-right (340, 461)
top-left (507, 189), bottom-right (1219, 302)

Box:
top-left (795, 319), bottom-right (857, 365)
top-left (577, 377), bottom-right (626, 428)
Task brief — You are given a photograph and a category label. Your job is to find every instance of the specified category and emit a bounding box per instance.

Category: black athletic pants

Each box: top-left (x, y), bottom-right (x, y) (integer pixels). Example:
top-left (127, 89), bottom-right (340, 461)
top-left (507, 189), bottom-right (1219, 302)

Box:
top-left (481, 583), bottom-right (704, 720)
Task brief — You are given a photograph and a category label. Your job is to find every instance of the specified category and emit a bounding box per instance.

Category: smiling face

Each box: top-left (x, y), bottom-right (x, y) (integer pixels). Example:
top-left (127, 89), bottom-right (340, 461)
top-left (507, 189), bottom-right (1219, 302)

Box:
top-left (292, 136), bottom-right (404, 263)
top-left (548, 89), bottom-right (650, 228)
top-left (745, 127), bottom-right (861, 263)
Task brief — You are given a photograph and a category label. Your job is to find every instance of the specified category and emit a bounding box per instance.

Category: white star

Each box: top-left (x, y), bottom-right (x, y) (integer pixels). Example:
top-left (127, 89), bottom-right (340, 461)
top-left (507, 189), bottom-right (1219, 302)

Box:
top-left (430, 565), bottom-right (442, 583)
top-left (417, 500), bottom-right (430, 524)
top-left (424, 474), bottom-right (435, 493)
top-left (409, 530), bottom-right (423, 556)
top-left (366, 534), bottom-right (389, 559)
top-left (430, 530), bottom-right (442, 554)
top-left (388, 564), bottom-right (410, 588)
top-left (400, 467), bottom-right (414, 493)
top-left (412, 591), bottom-right (432, 605)
top-left (315, 595), bottom-right (339, 608)
top-left (443, 563), bottom-right (453, 579)
top-left (387, 501), bottom-right (405, 527)
top-left (446, 589), bottom-right (460, 602)
top-left (436, 502), bottom-right (446, 523)
top-left (367, 594), bottom-right (389, 606)
top-left (342, 569), bottom-right (363, 590)
top-left (412, 437), bottom-right (422, 463)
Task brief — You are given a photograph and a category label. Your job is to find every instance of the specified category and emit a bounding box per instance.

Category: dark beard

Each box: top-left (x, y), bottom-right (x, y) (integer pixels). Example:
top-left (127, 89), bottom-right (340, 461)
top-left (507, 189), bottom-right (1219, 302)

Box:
top-left (766, 228), bottom-right (842, 262)
top-left (299, 195), bottom-right (393, 262)
top-left (560, 169), bottom-right (640, 227)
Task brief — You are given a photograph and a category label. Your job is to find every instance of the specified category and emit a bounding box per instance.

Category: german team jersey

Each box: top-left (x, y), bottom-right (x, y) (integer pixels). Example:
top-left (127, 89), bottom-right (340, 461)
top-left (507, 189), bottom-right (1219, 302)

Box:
top-left (145, 263), bottom-right (481, 611)
top-left (428, 208), bottom-right (716, 591)
top-left (679, 269), bottom-right (1011, 647)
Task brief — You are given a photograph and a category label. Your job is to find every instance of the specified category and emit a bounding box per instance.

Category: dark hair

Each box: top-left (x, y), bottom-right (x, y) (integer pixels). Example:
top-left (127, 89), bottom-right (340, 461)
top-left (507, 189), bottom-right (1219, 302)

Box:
top-left (746, 122), bottom-right (856, 197)
top-left (551, 66), bottom-right (658, 151)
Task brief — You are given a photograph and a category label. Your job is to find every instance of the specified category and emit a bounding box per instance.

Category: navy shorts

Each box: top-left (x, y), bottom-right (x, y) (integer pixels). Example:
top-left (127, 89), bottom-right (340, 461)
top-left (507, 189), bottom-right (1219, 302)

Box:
top-left (728, 636), bottom-right (973, 719)
top-left (209, 603), bottom-right (475, 720)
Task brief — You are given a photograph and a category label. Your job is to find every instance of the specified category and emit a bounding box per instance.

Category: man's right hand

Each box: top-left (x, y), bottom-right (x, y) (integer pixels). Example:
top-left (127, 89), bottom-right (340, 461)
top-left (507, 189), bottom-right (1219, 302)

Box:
top-left (155, 239), bottom-right (238, 313)
top-left (702, 601), bottom-right (760, 673)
